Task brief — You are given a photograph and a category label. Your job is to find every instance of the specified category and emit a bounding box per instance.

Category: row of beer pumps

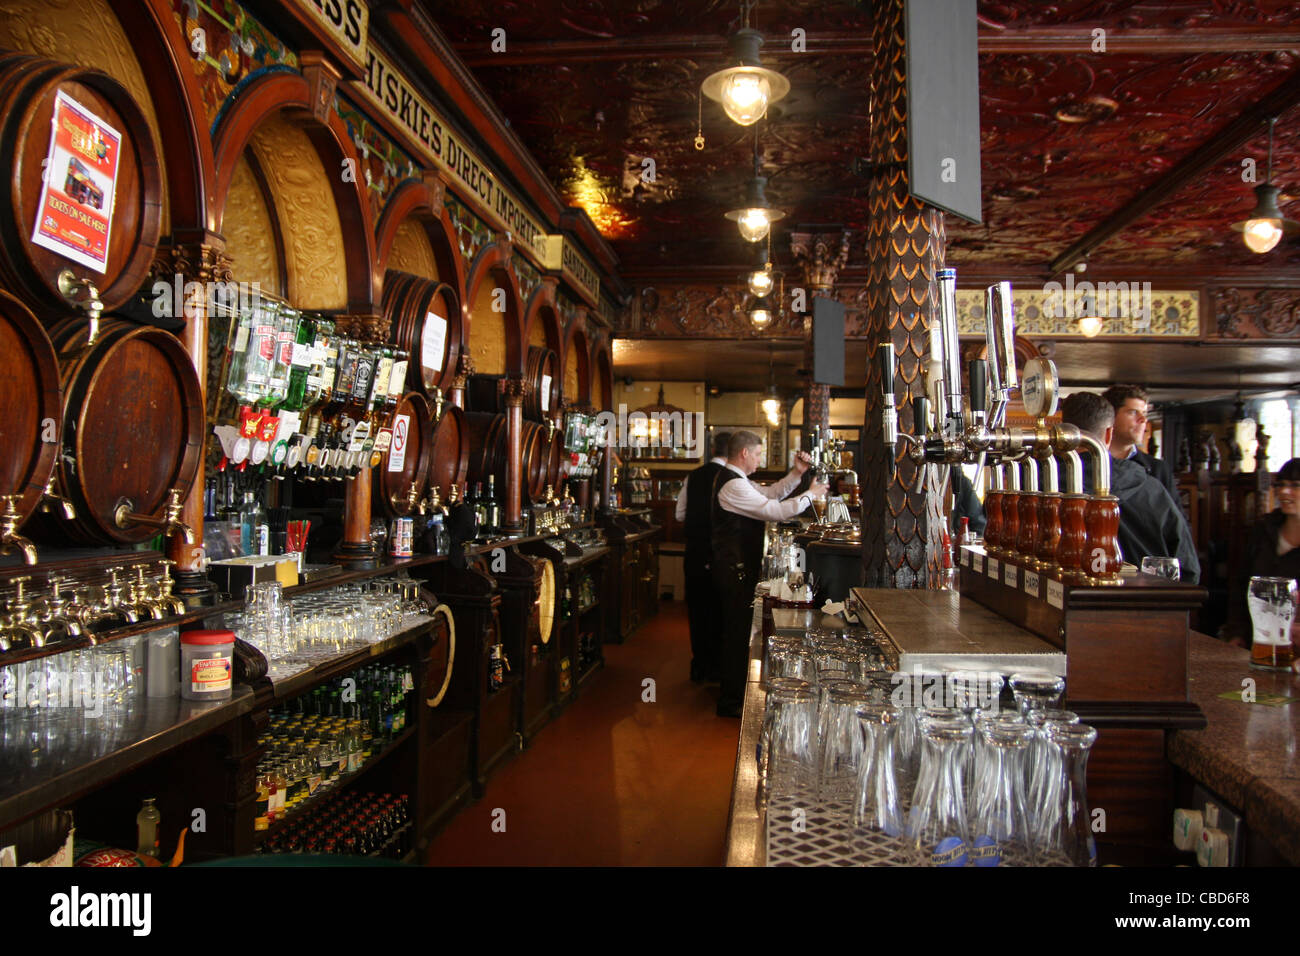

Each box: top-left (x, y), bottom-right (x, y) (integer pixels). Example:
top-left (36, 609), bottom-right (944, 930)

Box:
top-left (880, 268), bottom-right (1123, 585)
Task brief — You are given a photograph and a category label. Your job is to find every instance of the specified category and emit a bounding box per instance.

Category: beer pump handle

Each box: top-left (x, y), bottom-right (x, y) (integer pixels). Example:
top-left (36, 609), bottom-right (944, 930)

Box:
top-left (968, 359), bottom-right (987, 417)
top-left (880, 342), bottom-right (897, 477)
top-left (912, 395), bottom-right (930, 438)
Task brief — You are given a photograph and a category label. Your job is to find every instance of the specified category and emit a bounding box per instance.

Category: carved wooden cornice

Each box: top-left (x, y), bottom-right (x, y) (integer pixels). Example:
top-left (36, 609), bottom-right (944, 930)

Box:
top-left (1212, 287), bottom-right (1300, 339)
top-left (299, 52), bottom-right (342, 125)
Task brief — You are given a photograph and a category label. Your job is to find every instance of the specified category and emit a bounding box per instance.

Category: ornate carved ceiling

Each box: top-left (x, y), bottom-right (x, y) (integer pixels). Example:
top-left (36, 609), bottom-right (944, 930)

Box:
top-left (422, 0), bottom-right (1300, 278)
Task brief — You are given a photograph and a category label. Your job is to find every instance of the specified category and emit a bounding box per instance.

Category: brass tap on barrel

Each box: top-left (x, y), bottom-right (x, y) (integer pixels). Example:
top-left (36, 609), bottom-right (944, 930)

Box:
top-left (431, 386), bottom-right (445, 422)
top-left (56, 269), bottom-right (104, 347)
top-left (0, 494), bottom-right (37, 565)
top-left (3, 576), bottom-right (46, 649)
top-left (38, 475), bottom-right (76, 520)
top-left (113, 488), bottom-right (196, 544)
top-left (393, 482), bottom-right (421, 513)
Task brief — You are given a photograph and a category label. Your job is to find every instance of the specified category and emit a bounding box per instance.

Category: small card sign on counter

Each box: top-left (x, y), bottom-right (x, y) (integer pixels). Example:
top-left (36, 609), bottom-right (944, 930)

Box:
top-left (1003, 563), bottom-right (1018, 588)
top-left (987, 557), bottom-right (1000, 580)
top-left (1047, 579), bottom-right (1065, 609)
top-left (973, 552), bottom-right (984, 573)
top-left (961, 549), bottom-right (971, 568)
top-left (1024, 570), bottom-right (1041, 598)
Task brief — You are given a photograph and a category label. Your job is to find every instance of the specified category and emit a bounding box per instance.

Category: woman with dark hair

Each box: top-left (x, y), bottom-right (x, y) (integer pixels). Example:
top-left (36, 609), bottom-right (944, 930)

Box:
top-left (1230, 458), bottom-right (1300, 644)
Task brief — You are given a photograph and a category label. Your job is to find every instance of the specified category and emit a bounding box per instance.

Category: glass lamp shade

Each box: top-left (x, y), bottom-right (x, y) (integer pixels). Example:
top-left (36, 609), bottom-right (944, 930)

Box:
top-left (720, 70), bottom-right (771, 125)
top-left (1232, 184), bottom-right (1298, 254)
top-left (737, 209), bottom-right (771, 242)
top-left (749, 306), bottom-right (772, 329)
top-left (748, 267), bottom-right (775, 297)
top-left (1243, 217), bottom-right (1284, 254)
top-left (1077, 315), bottom-right (1104, 338)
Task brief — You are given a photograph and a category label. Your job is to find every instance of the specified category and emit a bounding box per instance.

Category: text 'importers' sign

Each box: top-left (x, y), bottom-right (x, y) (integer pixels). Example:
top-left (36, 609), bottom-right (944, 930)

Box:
top-left (355, 46), bottom-right (548, 262)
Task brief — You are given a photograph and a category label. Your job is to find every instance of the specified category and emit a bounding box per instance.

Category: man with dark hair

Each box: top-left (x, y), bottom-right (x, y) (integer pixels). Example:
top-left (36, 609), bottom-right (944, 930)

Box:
top-left (1061, 391), bottom-right (1200, 582)
top-left (713, 430), bottom-right (827, 717)
top-left (1102, 384), bottom-right (1179, 502)
top-left (674, 430), bottom-right (731, 682)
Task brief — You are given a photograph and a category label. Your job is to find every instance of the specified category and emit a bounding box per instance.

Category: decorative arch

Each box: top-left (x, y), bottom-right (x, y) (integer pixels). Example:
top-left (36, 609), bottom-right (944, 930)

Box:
top-left (114, 0), bottom-right (216, 234)
top-left (374, 178), bottom-right (466, 302)
top-left (523, 279), bottom-right (563, 354)
top-left (563, 323), bottom-right (592, 405)
top-left (465, 239), bottom-right (525, 377)
top-left (591, 340), bottom-right (614, 412)
top-left (211, 70), bottom-right (376, 311)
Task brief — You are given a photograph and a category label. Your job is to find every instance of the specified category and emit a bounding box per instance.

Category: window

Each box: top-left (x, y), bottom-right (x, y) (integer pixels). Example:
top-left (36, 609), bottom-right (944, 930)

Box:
top-left (1248, 398), bottom-right (1296, 473)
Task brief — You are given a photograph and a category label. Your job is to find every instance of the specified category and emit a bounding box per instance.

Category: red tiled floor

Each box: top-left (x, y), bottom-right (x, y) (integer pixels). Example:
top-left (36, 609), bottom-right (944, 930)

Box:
top-left (424, 601), bottom-right (739, 866)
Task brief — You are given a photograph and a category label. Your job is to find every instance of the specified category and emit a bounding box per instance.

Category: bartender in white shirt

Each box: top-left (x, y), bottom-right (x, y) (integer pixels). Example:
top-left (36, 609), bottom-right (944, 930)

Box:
top-left (674, 432), bottom-right (731, 683)
top-left (712, 430), bottom-right (827, 717)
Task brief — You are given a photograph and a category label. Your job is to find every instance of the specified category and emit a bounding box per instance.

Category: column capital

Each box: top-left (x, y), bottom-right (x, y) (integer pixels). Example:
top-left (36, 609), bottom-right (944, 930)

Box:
top-left (789, 230), bottom-right (853, 294)
top-left (503, 376), bottom-right (526, 406)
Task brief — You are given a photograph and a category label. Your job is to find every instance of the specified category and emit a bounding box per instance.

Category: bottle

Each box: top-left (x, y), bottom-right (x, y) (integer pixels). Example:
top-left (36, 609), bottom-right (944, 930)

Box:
top-left (263, 305), bottom-right (298, 409)
top-left (239, 490), bottom-right (269, 556)
top-left (472, 482), bottom-right (488, 538)
top-left (486, 475), bottom-right (501, 536)
top-left (136, 797), bottom-right (161, 858)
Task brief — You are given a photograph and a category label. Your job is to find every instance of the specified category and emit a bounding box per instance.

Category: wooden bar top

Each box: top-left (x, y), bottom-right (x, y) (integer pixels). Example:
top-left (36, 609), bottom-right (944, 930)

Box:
top-left (1169, 633), bottom-right (1300, 864)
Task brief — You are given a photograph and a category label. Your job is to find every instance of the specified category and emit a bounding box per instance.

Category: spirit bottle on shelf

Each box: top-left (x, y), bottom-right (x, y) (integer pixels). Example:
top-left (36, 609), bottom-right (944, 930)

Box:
top-left (485, 475), bottom-right (501, 537)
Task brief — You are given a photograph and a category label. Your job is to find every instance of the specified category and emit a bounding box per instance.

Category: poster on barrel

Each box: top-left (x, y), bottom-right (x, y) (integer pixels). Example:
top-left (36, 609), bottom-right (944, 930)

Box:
top-left (30, 90), bottom-right (121, 273)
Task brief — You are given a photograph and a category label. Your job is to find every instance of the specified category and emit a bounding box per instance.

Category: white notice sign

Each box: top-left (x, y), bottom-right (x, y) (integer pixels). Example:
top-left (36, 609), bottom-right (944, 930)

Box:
top-left (1024, 570), bottom-right (1041, 599)
top-left (961, 549), bottom-right (971, 568)
top-left (1047, 579), bottom-right (1065, 609)
top-left (541, 373), bottom-right (552, 413)
top-left (387, 414), bottom-right (411, 472)
top-left (974, 553), bottom-right (984, 574)
top-left (1004, 563), bottom-right (1018, 588)
top-left (421, 312), bottom-right (447, 373)
top-left (987, 557), bottom-right (1000, 580)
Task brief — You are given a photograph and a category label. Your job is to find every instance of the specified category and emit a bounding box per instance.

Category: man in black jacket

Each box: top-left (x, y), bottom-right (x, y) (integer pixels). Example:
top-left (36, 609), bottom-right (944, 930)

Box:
top-left (674, 431), bottom-right (730, 682)
top-left (1062, 392), bottom-right (1200, 582)
top-left (1102, 384), bottom-right (1180, 504)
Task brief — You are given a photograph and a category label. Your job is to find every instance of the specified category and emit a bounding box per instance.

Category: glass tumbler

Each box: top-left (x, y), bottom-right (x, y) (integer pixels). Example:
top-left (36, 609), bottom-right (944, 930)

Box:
top-left (1248, 576), bottom-right (1297, 671)
top-left (1140, 556), bottom-right (1180, 581)
top-left (1042, 721), bottom-right (1099, 866)
top-left (970, 720), bottom-right (1036, 866)
top-left (756, 677), bottom-right (814, 812)
top-left (761, 681), bottom-right (819, 808)
top-left (1009, 672), bottom-right (1066, 717)
top-left (817, 683), bottom-right (876, 810)
top-left (906, 715), bottom-right (973, 867)
top-left (851, 703), bottom-right (905, 843)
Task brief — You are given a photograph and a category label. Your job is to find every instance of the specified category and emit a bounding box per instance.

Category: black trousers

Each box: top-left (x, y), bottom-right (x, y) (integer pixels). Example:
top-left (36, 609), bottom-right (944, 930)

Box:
top-left (714, 556), bottom-right (757, 711)
top-left (684, 551), bottom-right (720, 678)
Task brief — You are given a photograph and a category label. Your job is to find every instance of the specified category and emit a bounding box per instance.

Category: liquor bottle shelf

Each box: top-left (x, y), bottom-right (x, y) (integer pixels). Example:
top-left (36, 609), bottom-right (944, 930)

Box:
top-left (254, 724), bottom-right (417, 843)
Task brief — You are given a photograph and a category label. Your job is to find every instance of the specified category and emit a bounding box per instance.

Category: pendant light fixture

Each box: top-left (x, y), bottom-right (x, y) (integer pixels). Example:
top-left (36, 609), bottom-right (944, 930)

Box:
top-left (748, 297), bottom-right (774, 329)
top-left (743, 235), bottom-right (780, 297)
top-left (700, 3), bottom-right (790, 128)
top-left (760, 347), bottom-right (781, 426)
top-left (1232, 117), bottom-right (1299, 254)
top-left (726, 143), bottom-right (785, 243)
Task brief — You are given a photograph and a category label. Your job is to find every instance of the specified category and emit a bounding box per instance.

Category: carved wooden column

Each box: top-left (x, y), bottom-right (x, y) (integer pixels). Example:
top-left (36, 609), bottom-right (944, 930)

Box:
top-left (503, 377), bottom-right (525, 532)
top-left (861, 0), bottom-right (948, 589)
top-left (149, 230), bottom-right (232, 606)
top-left (791, 231), bottom-right (851, 449)
top-left (448, 353), bottom-right (473, 409)
top-left (333, 310), bottom-right (386, 569)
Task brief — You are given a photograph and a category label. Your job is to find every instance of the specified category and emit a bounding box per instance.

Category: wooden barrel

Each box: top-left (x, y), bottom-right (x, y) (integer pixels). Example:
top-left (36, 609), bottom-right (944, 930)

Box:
top-left (32, 317), bottom-right (202, 545)
top-left (462, 412), bottom-right (550, 502)
top-left (375, 392), bottom-right (433, 517)
top-left (426, 403), bottom-right (469, 498)
top-left (0, 53), bottom-right (163, 319)
top-left (523, 345), bottom-right (561, 422)
top-left (543, 429), bottom-right (565, 493)
top-left (0, 289), bottom-right (61, 526)
top-left (424, 602), bottom-right (457, 708)
top-left (381, 270), bottom-right (463, 396)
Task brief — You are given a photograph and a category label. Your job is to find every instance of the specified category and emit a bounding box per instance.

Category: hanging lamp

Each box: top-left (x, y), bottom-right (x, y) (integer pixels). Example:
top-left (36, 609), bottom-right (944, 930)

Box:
top-left (700, 3), bottom-right (790, 127)
top-left (1232, 117), bottom-right (1300, 254)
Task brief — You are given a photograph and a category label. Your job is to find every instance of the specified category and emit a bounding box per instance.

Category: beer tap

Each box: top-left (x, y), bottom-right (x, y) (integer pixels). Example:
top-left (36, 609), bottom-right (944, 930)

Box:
top-left (431, 386), bottom-right (445, 423)
top-left (3, 577), bottom-right (47, 650)
top-left (128, 565), bottom-right (167, 621)
top-left (56, 269), bottom-right (104, 346)
top-left (0, 494), bottom-right (37, 565)
top-left (38, 575), bottom-right (84, 643)
top-left (154, 560), bottom-right (188, 616)
top-left (113, 488), bottom-right (196, 545)
top-left (38, 475), bottom-right (76, 520)
top-left (393, 482), bottom-right (421, 514)
top-left (101, 566), bottom-right (141, 625)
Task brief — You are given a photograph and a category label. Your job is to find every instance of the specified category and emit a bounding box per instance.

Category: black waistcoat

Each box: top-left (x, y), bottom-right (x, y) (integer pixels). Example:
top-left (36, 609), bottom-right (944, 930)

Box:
top-left (685, 460), bottom-right (727, 554)
top-left (712, 468), bottom-right (767, 578)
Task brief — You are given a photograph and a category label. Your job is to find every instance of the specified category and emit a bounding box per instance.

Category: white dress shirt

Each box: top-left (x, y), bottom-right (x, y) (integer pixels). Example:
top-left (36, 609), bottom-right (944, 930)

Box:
top-left (717, 462), bottom-right (810, 522)
top-left (674, 456), bottom-right (727, 522)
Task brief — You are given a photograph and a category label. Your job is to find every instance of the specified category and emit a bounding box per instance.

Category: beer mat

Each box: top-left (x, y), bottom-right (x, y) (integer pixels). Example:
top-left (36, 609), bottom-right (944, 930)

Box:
top-left (1216, 690), bottom-right (1300, 706)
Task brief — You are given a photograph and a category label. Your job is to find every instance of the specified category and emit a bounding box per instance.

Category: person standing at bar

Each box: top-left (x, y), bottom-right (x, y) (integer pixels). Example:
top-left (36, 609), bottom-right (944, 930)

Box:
top-left (713, 431), bottom-right (826, 718)
top-left (1061, 392), bottom-right (1200, 582)
top-left (675, 430), bottom-right (731, 683)
top-left (1102, 384), bottom-right (1179, 503)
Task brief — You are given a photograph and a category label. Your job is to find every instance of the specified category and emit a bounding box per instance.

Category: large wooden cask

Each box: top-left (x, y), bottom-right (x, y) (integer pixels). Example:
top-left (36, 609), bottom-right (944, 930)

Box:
top-left (0, 289), bottom-right (61, 527)
top-left (382, 271), bottom-right (463, 397)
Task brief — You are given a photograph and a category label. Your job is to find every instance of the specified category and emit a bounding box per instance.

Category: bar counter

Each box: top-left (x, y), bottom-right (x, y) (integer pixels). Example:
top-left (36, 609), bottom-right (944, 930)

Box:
top-left (1170, 634), bottom-right (1300, 864)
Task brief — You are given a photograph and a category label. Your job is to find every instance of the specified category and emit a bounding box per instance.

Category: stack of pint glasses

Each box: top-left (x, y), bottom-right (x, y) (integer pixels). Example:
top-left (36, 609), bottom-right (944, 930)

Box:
top-left (758, 627), bottom-right (1099, 866)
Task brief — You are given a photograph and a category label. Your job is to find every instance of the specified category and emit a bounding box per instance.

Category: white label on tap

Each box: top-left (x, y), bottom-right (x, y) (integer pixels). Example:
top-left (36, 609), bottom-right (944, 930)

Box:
top-left (1047, 579), bottom-right (1065, 609)
top-left (422, 311), bottom-right (447, 372)
top-left (1004, 563), bottom-right (1018, 588)
top-left (987, 557), bottom-right (1000, 580)
top-left (1024, 570), bottom-right (1041, 599)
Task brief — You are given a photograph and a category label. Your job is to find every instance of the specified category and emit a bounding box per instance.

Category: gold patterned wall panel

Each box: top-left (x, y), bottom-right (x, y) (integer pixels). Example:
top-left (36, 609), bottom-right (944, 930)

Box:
top-left (0, 0), bottom-right (170, 234)
top-left (248, 112), bottom-right (348, 311)
top-left (564, 345), bottom-right (579, 403)
top-left (470, 282), bottom-right (506, 375)
top-left (388, 220), bottom-right (439, 280)
top-left (955, 288), bottom-right (1200, 338)
top-left (529, 312), bottom-right (547, 350)
top-left (224, 154), bottom-right (281, 294)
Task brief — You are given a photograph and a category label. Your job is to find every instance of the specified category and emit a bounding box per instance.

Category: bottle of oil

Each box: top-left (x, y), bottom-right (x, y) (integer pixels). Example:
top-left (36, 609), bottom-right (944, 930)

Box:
top-left (136, 797), bottom-right (161, 858)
